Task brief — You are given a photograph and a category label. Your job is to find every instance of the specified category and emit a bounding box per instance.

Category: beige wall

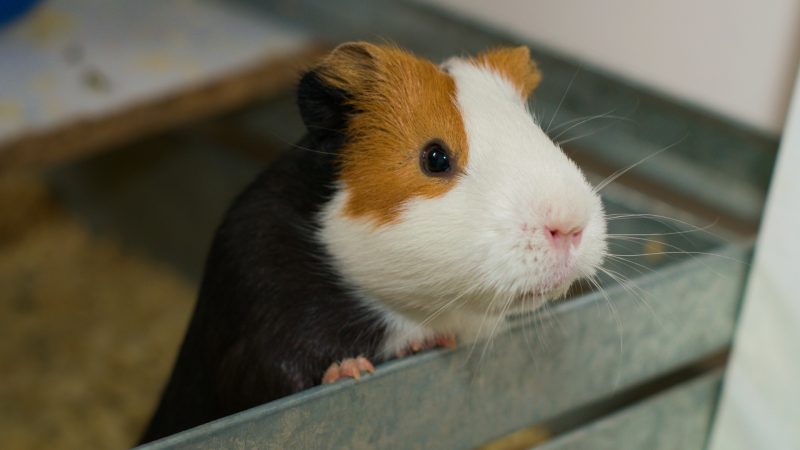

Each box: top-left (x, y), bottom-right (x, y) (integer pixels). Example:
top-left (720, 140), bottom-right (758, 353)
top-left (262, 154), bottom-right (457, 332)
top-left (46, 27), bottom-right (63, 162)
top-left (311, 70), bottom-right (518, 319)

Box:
top-left (421, 0), bottom-right (800, 134)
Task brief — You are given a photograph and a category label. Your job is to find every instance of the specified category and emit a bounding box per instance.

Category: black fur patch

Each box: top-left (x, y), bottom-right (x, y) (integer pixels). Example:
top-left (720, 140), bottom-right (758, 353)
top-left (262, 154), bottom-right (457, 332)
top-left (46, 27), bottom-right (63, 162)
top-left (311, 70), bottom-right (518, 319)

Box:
top-left (297, 70), bottom-right (354, 149)
top-left (139, 137), bottom-right (388, 443)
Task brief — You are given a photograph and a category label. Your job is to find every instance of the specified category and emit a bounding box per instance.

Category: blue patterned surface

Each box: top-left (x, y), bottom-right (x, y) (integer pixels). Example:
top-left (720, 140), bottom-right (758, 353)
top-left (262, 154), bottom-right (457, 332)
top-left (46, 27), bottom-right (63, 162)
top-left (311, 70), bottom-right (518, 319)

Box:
top-left (0, 0), bottom-right (42, 27)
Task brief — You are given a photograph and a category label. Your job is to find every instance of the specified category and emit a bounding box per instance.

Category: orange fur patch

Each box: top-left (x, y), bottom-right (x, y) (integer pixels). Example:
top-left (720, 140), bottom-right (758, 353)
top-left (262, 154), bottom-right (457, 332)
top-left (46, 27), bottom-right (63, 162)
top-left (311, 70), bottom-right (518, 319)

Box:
top-left (316, 43), bottom-right (468, 224)
top-left (473, 46), bottom-right (541, 98)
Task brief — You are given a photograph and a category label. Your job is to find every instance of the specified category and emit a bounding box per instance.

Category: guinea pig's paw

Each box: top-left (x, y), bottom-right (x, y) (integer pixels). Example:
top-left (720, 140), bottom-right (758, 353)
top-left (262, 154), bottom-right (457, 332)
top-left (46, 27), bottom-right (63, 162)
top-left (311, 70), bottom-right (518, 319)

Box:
top-left (395, 334), bottom-right (457, 358)
top-left (433, 334), bottom-right (458, 350)
top-left (322, 356), bottom-right (375, 384)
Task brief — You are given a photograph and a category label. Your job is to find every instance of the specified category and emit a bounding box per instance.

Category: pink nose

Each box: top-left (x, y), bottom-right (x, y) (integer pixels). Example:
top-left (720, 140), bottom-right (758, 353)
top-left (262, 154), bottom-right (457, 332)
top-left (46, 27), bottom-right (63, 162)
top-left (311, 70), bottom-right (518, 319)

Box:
top-left (544, 226), bottom-right (583, 252)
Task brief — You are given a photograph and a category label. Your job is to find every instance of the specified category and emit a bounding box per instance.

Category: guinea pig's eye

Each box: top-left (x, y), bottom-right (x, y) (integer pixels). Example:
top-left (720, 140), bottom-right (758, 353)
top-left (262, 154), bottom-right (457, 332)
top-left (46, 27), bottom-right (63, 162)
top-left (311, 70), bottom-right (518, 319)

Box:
top-left (420, 140), bottom-right (452, 176)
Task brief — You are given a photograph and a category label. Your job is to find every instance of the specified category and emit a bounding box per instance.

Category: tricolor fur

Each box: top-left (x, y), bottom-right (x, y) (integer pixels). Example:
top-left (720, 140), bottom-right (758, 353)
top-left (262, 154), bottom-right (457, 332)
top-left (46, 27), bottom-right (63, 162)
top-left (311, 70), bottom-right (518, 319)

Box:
top-left (141, 42), bottom-right (606, 442)
top-left (315, 43), bottom-right (606, 355)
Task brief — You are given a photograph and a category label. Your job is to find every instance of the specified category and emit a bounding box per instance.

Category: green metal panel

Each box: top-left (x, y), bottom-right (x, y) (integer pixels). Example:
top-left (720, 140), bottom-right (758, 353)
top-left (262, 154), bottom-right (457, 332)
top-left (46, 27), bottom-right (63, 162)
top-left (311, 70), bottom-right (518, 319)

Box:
top-left (138, 237), bottom-right (748, 450)
top-left (534, 372), bottom-right (723, 450)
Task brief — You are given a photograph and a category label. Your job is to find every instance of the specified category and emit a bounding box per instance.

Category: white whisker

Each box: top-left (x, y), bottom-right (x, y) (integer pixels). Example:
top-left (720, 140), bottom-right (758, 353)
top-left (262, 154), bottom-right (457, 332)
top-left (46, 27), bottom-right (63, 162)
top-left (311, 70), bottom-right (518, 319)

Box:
top-left (583, 273), bottom-right (624, 389)
top-left (596, 268), bottom-right (665, 343)
top-left (592, 135), bottom-right (687, 193)
top-left (545, 67), bottom-right (581, 132)
top-left (553, 114), bottom-right (624, 144)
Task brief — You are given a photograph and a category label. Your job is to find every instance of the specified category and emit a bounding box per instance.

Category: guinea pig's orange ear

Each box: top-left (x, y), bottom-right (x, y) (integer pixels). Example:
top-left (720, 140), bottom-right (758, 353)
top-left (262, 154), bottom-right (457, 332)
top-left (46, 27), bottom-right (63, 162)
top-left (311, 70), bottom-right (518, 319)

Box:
top-left (316, 42), bottom-right (380, 91)
top-left (297, 42), bottom-right (380, 145)
top-left (474, 46), bottom-right (542, 98)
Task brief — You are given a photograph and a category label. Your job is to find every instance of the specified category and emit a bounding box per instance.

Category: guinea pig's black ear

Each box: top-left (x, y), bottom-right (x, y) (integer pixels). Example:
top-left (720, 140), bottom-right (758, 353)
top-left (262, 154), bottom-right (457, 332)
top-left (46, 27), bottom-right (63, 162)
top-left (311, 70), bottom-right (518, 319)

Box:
top-left (474, 46), bottom-right (542, 99)
top-left (297, 42), bottom-right (379, 145)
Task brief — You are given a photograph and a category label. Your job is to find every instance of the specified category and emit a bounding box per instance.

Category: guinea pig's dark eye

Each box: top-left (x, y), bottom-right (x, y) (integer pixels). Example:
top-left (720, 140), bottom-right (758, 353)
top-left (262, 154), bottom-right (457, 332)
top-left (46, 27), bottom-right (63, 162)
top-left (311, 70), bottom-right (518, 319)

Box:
top-left (420, 140), bottom-right (452, 176)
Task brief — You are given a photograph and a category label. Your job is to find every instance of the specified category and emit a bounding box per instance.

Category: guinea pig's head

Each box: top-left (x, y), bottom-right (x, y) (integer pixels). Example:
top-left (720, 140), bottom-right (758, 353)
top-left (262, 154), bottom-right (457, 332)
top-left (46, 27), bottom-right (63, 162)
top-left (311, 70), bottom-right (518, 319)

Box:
top-left (301, 42), bottom-right (606, 330)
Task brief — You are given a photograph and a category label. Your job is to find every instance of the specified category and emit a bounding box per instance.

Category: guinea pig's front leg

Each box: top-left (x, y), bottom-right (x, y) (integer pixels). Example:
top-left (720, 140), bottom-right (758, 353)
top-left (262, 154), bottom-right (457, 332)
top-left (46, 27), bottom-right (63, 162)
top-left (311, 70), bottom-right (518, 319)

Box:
top-left (318, 333), bottom-right (457, 384)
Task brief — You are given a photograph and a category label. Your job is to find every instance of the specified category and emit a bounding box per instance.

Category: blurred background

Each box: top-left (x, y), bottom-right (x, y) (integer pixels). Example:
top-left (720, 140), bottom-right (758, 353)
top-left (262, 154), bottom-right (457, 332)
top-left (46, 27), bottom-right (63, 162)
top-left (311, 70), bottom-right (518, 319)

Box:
top-left (1, 1), bottom-right (797, 449)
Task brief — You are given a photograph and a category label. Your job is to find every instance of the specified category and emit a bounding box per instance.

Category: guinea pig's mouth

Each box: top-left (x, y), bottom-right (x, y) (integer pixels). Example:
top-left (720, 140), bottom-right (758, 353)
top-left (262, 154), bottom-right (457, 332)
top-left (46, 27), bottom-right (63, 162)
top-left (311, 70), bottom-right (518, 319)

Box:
top-left (510, 291), bottom-right (545, 310)
top-left (509, 276), bottom-right (579, 309)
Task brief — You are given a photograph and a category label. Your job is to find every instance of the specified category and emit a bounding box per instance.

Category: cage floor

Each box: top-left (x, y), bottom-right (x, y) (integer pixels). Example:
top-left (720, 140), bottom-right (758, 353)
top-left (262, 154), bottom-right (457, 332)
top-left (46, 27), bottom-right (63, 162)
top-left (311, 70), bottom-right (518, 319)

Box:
top-left (0, 171), bottom-right (195, 450)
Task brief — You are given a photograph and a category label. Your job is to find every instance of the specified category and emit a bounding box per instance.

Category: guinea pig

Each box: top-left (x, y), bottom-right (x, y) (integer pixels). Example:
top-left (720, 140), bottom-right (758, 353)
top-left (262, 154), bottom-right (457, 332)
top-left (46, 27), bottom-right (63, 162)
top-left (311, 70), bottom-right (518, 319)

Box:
top-left (140, 42), bottom-right (607, 443)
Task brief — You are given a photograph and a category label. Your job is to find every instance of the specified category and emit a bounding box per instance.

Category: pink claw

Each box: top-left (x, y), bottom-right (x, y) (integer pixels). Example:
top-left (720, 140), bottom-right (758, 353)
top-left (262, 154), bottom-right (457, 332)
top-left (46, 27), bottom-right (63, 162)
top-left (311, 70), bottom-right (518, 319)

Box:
top-left (321, 356), bottom-right (376, 384)
top-left (396, 334), bottom-right (458, 359)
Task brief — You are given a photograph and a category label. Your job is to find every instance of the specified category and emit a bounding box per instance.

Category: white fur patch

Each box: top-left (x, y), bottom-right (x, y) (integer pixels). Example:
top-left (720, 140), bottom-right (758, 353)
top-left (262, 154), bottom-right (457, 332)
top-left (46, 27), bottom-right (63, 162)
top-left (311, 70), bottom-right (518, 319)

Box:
top-left (318, 58), bottom-right (607, 356)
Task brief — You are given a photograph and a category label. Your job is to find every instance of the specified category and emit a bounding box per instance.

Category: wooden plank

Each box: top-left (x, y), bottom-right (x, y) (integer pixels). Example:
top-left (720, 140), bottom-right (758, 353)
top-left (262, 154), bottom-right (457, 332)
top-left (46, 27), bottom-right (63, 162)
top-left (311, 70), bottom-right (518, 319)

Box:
top-left (709, 62), bottom-right (800, 450)
top-left (535, 372), bottom-right (723, 450)
top-left (0, 0), bottom-right (325, 169)
top-left (137, 241), bottom-right (749, 450)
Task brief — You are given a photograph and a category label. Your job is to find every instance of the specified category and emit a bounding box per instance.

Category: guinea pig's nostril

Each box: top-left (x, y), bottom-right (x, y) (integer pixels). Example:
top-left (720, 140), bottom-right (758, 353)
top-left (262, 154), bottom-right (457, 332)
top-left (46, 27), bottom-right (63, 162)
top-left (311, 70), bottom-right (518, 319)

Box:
top-left (544, 226), bottom-right (583, 251)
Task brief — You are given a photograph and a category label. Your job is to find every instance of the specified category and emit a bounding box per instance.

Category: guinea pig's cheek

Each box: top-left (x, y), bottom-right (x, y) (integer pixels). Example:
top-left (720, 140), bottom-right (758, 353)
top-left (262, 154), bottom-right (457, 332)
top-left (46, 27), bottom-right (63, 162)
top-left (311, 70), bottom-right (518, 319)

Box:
top-left (578, 215), bottom-right (608, 275)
